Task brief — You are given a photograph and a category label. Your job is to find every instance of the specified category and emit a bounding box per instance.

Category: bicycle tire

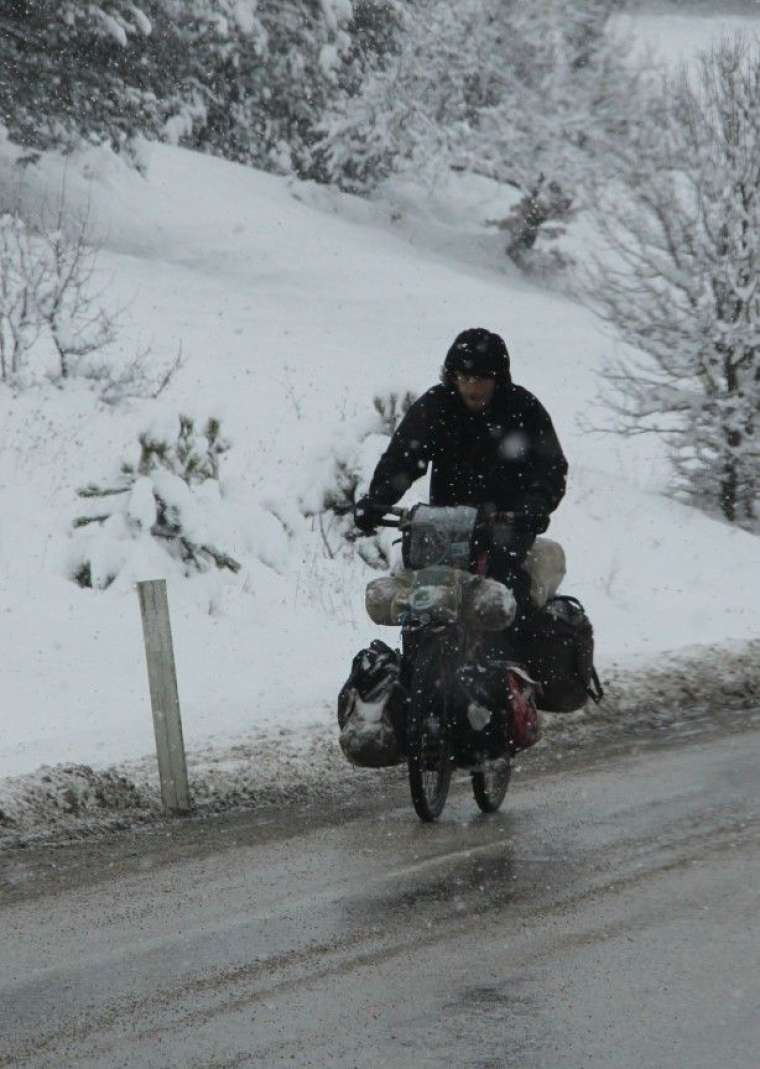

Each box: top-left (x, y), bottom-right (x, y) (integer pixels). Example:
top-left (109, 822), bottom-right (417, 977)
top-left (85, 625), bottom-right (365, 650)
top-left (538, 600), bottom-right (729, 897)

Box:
top-left (471, 756), bottom-right (511, 813)
top-left (406, 636), bottom-right (452, 822)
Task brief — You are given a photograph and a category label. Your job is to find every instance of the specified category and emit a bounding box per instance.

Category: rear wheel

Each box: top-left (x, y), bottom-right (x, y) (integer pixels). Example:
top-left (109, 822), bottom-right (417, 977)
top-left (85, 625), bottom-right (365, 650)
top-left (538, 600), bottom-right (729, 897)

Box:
top-left (471, 756), bottom-right (511, 813)
top-left (407, 638), bottom-right (452, 822)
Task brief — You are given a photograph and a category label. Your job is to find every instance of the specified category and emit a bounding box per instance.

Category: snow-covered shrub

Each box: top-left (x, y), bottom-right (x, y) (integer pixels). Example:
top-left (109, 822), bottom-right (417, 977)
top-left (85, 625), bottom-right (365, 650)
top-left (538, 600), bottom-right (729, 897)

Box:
top-left (299, 390), bottom-right (416, 569)
top-left (71, 415), bottom-right (241, 589)
top-left (487, 177), bottom-right (576, 274)
top-left (0, 204), bottom-right (180, 397)
top-left (0, 213), bottom-right (39, 382)
top-left (0, 208), bottom-right (116, 385)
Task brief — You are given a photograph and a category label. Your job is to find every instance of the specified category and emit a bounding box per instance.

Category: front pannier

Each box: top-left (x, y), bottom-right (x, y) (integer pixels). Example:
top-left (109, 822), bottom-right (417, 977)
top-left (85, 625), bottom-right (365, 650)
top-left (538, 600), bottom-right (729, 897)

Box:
top-left (337, 640), bottom-right (407, 767)
top-left (524, 596), bottom-right (604, 713)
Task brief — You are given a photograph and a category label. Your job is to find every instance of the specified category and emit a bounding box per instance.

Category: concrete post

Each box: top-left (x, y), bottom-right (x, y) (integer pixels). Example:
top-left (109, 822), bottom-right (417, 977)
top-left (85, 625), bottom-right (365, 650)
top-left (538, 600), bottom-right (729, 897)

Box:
top-left (137, 579), bottom-right (191, 815)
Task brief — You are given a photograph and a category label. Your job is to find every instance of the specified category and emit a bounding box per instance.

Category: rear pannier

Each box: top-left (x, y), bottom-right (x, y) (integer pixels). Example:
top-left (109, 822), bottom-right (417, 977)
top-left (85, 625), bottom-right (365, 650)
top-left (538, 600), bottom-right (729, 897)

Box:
top-left (523, 596), bottom-right (604, 713)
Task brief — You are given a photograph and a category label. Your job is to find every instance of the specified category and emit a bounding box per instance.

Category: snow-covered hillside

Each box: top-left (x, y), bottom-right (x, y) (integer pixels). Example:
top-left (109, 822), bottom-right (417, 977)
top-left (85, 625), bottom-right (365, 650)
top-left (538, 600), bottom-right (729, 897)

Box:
top-left (1, 8), bottom-right (759, 822)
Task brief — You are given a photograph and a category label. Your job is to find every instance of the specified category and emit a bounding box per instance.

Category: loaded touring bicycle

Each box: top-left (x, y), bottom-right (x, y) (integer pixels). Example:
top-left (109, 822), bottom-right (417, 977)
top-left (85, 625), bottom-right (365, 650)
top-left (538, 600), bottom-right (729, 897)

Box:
top-left (338, 503), bottom-right (602, 822)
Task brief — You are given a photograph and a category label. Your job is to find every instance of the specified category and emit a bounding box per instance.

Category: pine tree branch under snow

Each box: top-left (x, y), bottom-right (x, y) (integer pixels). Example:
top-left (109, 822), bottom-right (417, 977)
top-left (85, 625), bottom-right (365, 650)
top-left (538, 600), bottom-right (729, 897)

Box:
top-left (71, 414), bottom-right (241, 588)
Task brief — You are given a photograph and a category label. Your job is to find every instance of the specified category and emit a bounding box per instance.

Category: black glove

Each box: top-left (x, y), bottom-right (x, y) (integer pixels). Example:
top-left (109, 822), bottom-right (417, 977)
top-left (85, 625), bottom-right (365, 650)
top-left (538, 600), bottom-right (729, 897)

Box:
top-left (354, 497), bottom-right (385, 534)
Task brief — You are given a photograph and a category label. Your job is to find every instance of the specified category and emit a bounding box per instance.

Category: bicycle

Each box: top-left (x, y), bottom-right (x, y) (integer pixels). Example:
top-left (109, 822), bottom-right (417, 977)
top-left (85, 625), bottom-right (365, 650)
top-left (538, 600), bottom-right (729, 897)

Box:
top-left (365, 503), bottom-right (539, 822)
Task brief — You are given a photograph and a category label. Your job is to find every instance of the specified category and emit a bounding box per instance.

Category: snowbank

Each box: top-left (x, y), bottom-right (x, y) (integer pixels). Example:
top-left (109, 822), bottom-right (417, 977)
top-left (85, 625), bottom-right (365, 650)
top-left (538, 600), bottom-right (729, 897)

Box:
top-left (2, 639), bottom-right (758, 847)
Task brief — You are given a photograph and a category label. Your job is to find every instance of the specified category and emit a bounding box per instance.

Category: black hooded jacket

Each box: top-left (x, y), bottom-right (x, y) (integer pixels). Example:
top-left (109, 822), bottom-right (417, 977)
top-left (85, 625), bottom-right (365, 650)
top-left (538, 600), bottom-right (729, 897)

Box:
top-left (366, 381), bottom-right (567, 529)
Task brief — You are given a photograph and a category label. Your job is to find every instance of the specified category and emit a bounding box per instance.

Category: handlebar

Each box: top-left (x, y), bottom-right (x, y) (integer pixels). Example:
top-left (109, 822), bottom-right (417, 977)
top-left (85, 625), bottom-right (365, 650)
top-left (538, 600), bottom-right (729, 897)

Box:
top-left (369, 505), bottom-right (521, 530)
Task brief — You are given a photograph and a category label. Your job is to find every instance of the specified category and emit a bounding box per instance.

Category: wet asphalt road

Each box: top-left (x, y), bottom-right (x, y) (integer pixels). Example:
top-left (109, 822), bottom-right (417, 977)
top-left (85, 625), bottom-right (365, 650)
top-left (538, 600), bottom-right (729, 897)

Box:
top-left (1, 727), bottom-right (759, 1069)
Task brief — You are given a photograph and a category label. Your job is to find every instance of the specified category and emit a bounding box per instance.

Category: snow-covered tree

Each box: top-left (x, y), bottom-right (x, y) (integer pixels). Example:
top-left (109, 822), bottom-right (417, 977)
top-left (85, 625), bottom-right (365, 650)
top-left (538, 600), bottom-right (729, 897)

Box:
top-left (0, 1), bottom-right (192, 166)
top-left (318, 0), bottom-right (640, 262)
top-left (183, 0), bottom-right (404, 178)
top-left (0, 0), bottom-right (403, 178)
top-left (72, 415), bottom-right (240, 589)
top-left (583, 36), bottom-right (760, 528)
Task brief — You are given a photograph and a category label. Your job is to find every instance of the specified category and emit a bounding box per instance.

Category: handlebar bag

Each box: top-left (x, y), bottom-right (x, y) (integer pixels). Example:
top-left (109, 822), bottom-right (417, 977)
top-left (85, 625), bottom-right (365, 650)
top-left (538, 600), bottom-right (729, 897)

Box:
top-left (402, 504), bottom-right (478, 570)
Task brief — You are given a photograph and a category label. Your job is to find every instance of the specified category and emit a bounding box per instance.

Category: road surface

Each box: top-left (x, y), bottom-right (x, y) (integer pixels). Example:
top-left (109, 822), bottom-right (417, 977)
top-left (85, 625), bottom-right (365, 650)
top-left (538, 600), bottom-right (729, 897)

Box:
top-left (2, 727), bottom-right (759, 1068)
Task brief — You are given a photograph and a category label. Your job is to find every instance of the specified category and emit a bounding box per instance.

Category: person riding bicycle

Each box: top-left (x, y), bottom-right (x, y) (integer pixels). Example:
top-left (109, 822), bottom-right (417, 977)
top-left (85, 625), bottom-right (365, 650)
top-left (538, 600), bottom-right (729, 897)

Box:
top-left (354, 327), bottom-right (568, 635)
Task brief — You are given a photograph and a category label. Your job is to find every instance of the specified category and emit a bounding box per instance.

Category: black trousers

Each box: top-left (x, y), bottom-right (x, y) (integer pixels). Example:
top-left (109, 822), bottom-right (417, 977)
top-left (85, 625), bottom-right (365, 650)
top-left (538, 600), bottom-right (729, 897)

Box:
top-left (485, 526), bottom-right (536, 637)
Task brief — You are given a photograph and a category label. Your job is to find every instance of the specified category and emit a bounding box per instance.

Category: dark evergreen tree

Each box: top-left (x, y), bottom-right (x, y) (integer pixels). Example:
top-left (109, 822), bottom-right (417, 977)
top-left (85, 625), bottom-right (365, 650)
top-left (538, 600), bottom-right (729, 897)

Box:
top-left (0, 0), bottom-right (404, 178)
top-left (0, 1), bottom-right (196, 166)
top-left (183, 0), bottom-right (404, 179)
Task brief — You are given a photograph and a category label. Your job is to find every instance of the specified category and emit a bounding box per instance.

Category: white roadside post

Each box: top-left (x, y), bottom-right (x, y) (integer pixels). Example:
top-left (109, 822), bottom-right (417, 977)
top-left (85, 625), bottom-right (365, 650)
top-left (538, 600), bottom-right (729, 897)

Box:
top-left (137, 579), bottom-right (191, 815)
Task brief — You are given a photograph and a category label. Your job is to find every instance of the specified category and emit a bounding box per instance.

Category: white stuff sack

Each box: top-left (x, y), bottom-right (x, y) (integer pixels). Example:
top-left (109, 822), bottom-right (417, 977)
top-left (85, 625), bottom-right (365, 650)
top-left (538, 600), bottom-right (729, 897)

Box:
top-left (523, 538), bottom-right (566, 608)
top-left (365, 568), bottom-right (515, 631)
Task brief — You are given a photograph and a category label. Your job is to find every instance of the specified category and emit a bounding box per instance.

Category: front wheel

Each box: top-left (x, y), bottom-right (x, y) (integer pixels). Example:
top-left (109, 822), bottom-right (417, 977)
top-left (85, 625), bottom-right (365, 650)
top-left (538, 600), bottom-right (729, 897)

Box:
top-left (407, 638), bottom-right (452, 822)
top-left (471, 756), bottom-right (511, 813)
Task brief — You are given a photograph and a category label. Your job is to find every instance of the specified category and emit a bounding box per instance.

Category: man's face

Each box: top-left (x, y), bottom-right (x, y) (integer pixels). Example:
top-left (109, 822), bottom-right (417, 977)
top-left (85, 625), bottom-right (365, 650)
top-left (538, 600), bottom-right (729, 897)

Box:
top-left (454, 373), bottom-right (497, 413)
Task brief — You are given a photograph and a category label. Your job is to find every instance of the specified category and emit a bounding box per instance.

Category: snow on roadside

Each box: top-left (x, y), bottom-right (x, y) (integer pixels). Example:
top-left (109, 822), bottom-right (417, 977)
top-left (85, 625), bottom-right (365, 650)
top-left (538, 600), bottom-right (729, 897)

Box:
top-left (3, 639), bottom-right (759, 848)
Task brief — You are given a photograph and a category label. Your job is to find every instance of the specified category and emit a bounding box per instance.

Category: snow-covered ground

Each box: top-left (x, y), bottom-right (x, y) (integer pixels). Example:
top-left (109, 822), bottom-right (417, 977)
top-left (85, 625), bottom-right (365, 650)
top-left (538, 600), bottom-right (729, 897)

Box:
top-left (620, 6), bottom-right (760, 65)
top-left (1, 7), bottom-right (759, 839)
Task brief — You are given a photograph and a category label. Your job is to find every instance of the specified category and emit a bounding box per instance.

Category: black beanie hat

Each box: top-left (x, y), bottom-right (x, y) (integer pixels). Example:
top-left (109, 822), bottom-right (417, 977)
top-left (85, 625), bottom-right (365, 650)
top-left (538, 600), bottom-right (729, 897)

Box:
top-left (444, 328), bottom-right (511, 383)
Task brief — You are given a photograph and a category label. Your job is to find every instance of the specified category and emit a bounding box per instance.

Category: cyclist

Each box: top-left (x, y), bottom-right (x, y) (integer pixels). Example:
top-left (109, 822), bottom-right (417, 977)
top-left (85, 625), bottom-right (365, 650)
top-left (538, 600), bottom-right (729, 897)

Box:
top-left (354, 327), bottom-right (567, 633)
